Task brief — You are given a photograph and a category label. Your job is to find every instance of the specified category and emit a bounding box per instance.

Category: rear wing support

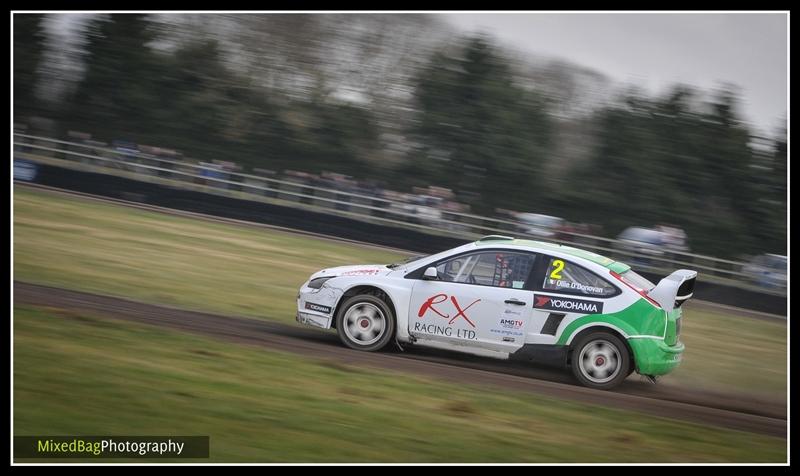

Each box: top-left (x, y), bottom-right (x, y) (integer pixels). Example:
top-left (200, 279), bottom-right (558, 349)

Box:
top-left (648, 269), bottom-right (698, 313)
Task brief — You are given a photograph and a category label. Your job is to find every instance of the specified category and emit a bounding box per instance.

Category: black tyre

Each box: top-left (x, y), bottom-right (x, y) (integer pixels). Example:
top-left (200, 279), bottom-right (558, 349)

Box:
top-left (335, 294), bottom-right (395, 352)
top-left (570, 331), bottom-right (631, 390)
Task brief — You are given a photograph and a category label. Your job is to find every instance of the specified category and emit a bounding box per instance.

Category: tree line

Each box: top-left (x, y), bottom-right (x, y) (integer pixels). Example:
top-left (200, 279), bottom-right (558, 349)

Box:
top-left (13, 14), bottom-right (786, 259)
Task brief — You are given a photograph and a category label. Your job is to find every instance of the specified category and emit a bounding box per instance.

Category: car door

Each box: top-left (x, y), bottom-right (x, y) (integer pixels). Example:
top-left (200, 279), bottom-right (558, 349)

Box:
top-left (408, 250), bottom-right (538, 353)
top-left (526, 256), bottom-right (621, 345)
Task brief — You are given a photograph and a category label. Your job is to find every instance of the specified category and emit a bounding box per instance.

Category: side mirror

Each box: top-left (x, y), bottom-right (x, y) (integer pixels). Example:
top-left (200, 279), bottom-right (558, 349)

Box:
top-left (423, 267), bottom-right (438, 280)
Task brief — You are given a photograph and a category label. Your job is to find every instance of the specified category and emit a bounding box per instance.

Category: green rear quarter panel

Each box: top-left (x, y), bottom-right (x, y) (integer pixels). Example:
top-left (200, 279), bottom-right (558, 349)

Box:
top-left (555, 299), bottom-right (684, 376)
top-left (555, 298), bottom-right (667, 346)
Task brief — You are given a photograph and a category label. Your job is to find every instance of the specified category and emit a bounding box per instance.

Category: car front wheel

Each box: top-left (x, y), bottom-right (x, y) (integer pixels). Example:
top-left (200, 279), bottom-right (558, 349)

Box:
top-left (570, 332), bottom-right (631, 390)
top-left (335, 294), bottom-right (395, 352)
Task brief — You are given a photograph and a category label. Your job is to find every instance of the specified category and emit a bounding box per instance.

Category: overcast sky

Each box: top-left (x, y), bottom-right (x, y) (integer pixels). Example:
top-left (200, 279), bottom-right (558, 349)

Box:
top-left (442, 12), bottom-right (788, 135)
top-left (42, 12), bottom-right (788, 136)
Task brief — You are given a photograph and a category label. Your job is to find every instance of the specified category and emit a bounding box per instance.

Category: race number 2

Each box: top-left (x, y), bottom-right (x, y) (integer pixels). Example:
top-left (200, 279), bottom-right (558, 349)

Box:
top-left (549, 259), bottom-right (565, 280)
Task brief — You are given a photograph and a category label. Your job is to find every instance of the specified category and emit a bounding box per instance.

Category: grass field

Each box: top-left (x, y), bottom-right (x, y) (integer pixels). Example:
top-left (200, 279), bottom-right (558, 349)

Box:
top-left (675, 307), bottom-right (786, 397)
top-left (13, 306), bottom-right (786, 462)
top-left (13, 186), bottom-right (405, 322)
top-left (13, 186), bottom-right (787, 398)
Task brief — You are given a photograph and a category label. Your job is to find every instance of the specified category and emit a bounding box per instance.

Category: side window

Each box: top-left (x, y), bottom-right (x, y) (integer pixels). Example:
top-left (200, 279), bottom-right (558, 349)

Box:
top-left (436, 251), bottom-right (536, 288)
top-left (542, 257), bottom-right (617, 297)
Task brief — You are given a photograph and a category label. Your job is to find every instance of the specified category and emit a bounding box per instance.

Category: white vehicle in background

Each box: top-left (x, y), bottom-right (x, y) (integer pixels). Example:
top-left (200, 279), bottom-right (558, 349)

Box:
top-left (388, 194), bottom-right (442, 226)
top-left (408, 195), bottom-right (444, 225)
top-left (516, 213), bottom-right (565, 240)
top-left (654, 225), bottom-right (689, 253)
top-left (296, 235), bottom-right (695, 390)
top-left (616, 227), bottom-right (667, 256)
top-left (614, 226), bottom-right (689, 269)
top-left (741, 254), bottom-right (787, 290)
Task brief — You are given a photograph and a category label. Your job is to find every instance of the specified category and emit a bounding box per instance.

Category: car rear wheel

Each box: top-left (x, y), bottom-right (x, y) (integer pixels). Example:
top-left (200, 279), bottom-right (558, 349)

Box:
top-left (570, 332), bottom-right (631, 390)
top-left (336, 294), bottom-right (395, 352)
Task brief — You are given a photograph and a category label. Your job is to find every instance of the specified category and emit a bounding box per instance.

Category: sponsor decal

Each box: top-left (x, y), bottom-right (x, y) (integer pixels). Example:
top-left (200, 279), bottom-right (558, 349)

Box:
top-left (499, 318), bottom-right (523, 329)
top-left (340, 269), bottom-right (382, 276)
top-left (502, 337), bottom-right (515, 342)
top-left (533, 294), bottom-right (603, 314)
top-left (490, 328), bottom-right (523, 337)
top-left (13, 159), bottom-right (38, 182)
top-left (304, 302), bottom-right (332, 314)
top-left (413, 322), bottom-right (477, 340)
top-left (503, 308), bottom-right (523, 316)
top-left (418, 293), bottom-right (480, 328)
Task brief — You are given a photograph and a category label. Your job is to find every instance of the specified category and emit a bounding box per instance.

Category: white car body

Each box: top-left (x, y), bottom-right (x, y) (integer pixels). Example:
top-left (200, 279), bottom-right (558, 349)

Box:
top-left (296, 236), bottom-right (690, 364)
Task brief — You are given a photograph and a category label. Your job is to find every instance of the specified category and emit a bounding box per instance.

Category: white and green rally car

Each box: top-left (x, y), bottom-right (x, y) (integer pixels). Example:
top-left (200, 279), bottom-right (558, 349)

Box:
top-left (296, 235), bottom-right (696, 390)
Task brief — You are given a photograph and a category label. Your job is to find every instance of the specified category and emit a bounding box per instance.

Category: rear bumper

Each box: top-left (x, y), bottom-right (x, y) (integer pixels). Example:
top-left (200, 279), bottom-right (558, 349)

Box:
top-left (628, 338), bottom-right (684, 376)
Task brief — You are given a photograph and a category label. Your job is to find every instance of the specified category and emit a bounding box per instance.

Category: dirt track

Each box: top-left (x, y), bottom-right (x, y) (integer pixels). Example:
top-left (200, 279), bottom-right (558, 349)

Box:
top-left (14, 281), bottom-right (787, 438)
top-left (17, 183), bottom-right (787, 321)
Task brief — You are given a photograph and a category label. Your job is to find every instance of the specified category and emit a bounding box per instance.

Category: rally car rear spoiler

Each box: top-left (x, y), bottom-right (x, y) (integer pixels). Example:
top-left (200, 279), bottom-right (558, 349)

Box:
top-left (647, 269), bottom-right (698, 313)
